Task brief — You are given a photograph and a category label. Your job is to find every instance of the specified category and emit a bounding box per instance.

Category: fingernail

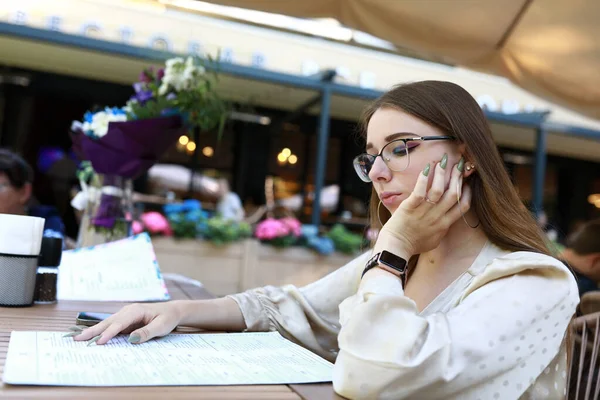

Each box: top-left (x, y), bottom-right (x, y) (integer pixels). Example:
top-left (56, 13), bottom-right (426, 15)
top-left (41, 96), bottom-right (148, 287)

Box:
top-left (128, 333), bottom-right (141, 344)
top-left (69, 326), bottom-right (84, 332)
top-left (87, 335), bottom-right (102, 346)
top-left (63, 332), bottom-right (79, 338)
top-left (423, 163), bottom-right (431, 177)
top-left (440, 153), bottom-right (448, 169)
top-left (457, 157), bottom-right (465, 172)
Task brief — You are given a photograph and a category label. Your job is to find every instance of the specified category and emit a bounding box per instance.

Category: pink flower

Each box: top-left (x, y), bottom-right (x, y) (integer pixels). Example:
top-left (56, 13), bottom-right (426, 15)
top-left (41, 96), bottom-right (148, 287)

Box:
top-left (255, 218), bottom-right (288, 240)
top-left (141, 211), bottom-right (172, 236)
top-left (132, 220), bottom-right (145, 235)
top-left (280, 217), bottom-right (302, 237)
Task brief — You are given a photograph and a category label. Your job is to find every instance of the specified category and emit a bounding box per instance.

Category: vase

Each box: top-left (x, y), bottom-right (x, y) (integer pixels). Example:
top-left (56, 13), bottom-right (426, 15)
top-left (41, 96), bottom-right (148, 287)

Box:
top-left (76, 174), bottom-right (134, 248)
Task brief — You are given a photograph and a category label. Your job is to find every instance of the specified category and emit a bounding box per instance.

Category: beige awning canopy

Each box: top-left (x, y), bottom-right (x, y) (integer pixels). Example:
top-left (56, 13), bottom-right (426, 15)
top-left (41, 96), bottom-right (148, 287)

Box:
top-left (203, 0), bottom-right (600, 120)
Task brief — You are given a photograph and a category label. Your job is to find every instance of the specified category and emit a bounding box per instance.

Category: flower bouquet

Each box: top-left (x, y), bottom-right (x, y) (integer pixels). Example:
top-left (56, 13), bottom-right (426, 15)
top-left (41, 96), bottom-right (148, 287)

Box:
top-left (71, 56), bottom-right (227, 247)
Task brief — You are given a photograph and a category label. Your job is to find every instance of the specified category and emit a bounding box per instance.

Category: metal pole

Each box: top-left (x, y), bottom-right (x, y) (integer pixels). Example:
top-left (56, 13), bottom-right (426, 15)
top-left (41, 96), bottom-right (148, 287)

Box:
top-left (532, 127), bottom-right (547, 217)
top-left (311, 86), bottom-right (331, 226)
top-left (187, 127), bottom-right (200, 195)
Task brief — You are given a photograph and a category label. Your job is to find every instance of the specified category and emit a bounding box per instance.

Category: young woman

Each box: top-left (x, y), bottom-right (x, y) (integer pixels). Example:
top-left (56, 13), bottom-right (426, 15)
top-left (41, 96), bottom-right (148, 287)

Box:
top-left (74, 81), bottom-right (578, 399)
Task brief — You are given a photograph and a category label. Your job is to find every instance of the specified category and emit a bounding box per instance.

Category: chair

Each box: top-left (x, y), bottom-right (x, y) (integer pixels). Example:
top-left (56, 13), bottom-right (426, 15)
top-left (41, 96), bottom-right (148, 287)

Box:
top-left (581, 292), bottom-right (600, 316)
top-left (567, 312), bottom-right (600, 399)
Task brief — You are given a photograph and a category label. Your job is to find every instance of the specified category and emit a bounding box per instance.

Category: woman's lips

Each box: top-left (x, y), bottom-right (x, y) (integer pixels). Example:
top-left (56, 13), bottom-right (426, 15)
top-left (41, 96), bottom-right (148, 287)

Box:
top-left (380, 192), bottom-right (403, 207)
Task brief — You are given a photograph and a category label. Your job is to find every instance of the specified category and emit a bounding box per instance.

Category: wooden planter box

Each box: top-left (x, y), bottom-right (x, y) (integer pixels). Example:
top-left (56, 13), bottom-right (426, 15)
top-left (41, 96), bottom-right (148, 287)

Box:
top-left (152, 238), bottom-right (358, 296)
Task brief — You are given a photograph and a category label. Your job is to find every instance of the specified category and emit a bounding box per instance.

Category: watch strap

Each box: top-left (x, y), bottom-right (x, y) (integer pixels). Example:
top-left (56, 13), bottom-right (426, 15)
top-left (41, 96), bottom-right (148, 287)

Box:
top-left (361, 251), bottom-right (408, 280)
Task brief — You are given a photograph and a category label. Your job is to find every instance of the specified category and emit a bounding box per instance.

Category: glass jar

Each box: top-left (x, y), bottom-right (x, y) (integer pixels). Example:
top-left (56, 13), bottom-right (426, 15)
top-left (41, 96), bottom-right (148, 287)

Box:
top-left (76, 174), bottom-right (133, 248)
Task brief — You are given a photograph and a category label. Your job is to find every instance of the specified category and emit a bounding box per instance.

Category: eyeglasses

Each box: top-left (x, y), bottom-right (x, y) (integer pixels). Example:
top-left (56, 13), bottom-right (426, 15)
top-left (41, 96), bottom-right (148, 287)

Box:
top-left (353, 135), bottom-right (455, 183)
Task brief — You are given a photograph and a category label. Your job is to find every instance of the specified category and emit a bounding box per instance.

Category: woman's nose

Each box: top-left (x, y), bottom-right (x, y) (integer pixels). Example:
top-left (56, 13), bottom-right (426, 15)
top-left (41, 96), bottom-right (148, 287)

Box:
top-left (368, 156), bottom-right (392, 182)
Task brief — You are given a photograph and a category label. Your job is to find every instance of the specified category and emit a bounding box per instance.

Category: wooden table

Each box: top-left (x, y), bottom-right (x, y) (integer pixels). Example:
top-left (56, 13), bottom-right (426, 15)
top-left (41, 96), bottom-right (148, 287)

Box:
top-left (0, 277), bottom-right (339, 399)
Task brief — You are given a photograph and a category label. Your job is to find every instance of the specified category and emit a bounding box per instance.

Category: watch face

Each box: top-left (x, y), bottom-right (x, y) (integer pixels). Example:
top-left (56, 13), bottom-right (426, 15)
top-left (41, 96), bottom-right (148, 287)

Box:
top-left (379, 250), bottom-right (407, 272)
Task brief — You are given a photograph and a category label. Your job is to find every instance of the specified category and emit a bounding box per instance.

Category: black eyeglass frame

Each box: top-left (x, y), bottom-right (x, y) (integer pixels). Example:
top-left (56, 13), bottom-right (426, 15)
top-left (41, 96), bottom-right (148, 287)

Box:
top-left (353, 135), bottom-right (456, 182)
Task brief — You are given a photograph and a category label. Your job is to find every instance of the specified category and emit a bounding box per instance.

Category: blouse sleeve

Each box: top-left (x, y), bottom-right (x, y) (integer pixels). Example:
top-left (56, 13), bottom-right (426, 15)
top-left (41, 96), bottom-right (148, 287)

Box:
top-left (332, 254), bottom-right (580, 399)
top-left (227, 251), bottom-right (372, 361)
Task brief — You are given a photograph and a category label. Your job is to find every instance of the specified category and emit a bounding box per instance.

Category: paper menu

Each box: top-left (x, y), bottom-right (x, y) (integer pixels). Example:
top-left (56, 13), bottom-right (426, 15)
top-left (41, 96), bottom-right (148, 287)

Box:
top-left (3, 331), bottom-right (334, 386)
top-left (57, 233), bottom-right (170, 302)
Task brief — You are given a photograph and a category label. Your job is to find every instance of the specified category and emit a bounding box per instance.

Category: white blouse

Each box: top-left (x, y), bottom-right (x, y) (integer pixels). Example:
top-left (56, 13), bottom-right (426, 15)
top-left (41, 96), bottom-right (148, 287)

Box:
top-left (228, 241), bottom-right (579, 399)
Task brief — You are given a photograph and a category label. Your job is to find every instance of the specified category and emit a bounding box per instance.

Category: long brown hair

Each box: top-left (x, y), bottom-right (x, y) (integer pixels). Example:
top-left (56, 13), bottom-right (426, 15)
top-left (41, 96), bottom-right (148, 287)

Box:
top-left (361, 81), bottom-right (550, 256)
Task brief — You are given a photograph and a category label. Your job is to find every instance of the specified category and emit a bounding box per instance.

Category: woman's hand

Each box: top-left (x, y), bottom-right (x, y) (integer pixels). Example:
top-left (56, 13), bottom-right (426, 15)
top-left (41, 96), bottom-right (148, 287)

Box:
top-left (72, 301), bottom-right (183, 345)
top-left (377, 157), bottom-right (472, 257)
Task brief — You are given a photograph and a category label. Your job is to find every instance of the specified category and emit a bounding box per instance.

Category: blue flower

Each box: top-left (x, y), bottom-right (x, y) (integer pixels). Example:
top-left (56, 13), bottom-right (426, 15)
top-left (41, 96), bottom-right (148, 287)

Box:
top-left (185, 210), bottom-right (205, 222)
top-left (84, 111), bottom-right (94, 123)
top-left (164, 203), bottom-right (185, 215)
top-left (308, 236), bottom-right (335, 255)
top-left (107, 107), bottom-right (127, 116)
top-left (301, 224), bottom-right (319, 238)
top-left (182, 199), bottom-right (202, 212)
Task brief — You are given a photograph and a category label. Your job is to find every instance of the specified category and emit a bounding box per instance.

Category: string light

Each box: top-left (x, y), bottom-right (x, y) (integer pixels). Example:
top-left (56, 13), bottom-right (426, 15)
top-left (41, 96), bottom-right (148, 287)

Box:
top-left (202, 146), bottom-right (214, 157)
top-left (288, 154), bottom-right (298, 164)
top-left (179, 135), bottom-right (189, 145)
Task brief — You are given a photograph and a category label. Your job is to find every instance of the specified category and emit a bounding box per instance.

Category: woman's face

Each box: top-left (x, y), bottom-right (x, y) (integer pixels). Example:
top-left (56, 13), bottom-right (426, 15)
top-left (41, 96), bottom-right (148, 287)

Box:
top-left (366, 108), bottom-right (464, 213)
top-left (0, 172), bottom-right (30, 214)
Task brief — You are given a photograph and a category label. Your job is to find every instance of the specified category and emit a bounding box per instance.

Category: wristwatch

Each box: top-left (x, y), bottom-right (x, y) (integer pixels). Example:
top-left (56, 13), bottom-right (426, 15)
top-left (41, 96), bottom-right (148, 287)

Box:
top-left (362, 250), bottom-right (408, 281)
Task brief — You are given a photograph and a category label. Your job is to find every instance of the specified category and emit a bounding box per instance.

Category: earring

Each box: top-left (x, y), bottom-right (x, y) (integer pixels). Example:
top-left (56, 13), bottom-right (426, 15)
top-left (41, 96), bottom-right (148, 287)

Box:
top-left (377, 200), bottom-right (387, 228)
top-left (456, 179), bottom-right (480, 229)
top-left (465, 162), bottom-right (475, 172)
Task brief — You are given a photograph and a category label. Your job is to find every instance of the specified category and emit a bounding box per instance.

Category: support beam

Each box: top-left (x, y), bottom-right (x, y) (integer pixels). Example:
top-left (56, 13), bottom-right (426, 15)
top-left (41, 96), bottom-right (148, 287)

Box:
top-left (532, 127), bottom-right (547, 217)
top-left (311, 87), bottom-right (331, 226)
top-left (269, 93), bottom-right (322, 132)
top-left (187, 127), bottom-right (200, 195)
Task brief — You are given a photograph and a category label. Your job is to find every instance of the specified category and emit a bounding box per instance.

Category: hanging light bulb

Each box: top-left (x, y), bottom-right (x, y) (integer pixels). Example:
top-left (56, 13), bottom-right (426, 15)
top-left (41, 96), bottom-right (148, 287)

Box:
top-left (202, 146), bottom-right (214, 157)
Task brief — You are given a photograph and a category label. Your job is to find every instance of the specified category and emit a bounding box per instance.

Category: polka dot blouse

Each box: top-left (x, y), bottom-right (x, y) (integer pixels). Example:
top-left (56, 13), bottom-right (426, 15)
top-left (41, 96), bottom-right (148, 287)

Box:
top-left (229, 241), bottom-right (579, 399)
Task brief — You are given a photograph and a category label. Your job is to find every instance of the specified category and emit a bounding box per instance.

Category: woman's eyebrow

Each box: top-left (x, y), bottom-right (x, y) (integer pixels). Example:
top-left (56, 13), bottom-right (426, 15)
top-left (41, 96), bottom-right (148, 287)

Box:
top-left (366, 132), bottom-right (419, 150)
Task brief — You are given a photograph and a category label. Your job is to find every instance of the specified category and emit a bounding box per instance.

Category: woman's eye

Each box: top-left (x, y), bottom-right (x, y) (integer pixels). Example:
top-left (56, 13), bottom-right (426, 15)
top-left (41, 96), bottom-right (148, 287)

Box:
top-left (391, 146), bottom-right (407, 155)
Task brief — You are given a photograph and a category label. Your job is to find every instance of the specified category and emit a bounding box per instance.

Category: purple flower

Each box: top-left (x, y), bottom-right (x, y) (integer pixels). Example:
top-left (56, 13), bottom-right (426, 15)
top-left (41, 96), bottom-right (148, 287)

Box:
top-left (138, 67), bottom-right (154, 83)
top-left (157, 68), bottom-right (165, 81)
top-left (132, 82), bottom-right (153, 104)
top-left (92, 193), bottom-right (123, 229)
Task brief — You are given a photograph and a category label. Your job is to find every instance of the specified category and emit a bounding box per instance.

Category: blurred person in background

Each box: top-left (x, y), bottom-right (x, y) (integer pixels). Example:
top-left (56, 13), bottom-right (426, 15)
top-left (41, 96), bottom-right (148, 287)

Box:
top-left (0, 148), bottom-right (65, 237)
top-left (560, 219), bottom-right (600, 296)
top-left (216, 178), bottom-right (244, 222)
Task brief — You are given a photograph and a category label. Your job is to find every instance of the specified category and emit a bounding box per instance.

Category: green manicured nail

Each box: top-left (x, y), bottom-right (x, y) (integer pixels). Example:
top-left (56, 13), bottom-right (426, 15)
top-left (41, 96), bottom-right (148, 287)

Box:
top-left (87, 335), bottom-right (102, 346)
top-left (128, 333), bottom-right (141, 344)
top-left (69, 326), bottom-right (84, 332)
top-left (423, 163), bottom-right (431, 176)
top-left (457, 157), bottom-right (465, 172)
top-left (440, 153), bottom-right (448, 169)
top-left (63, 332), bottom-right (79, 338)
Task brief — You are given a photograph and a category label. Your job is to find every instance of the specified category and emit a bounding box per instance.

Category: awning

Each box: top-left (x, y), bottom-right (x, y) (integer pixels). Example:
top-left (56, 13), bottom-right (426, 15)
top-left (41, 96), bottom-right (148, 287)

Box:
top-left (204, 0), bottom-right (600, 120)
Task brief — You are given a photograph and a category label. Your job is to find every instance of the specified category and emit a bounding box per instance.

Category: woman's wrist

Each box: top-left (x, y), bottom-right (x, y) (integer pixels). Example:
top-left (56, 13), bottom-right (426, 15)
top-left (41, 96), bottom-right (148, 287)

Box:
top-left (373, 230), bottom-right (414, 261)
top-left (174, 298), bottom-right (247, 331)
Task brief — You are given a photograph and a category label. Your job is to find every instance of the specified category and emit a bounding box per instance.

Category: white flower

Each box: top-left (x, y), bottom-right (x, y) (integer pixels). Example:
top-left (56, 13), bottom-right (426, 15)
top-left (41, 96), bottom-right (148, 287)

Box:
top-left (83, 110), bottom-right (127, 138)
top-left (165, 57), bottom-right (185, 69)
top-left (158, 82), bottom-right (169, 96)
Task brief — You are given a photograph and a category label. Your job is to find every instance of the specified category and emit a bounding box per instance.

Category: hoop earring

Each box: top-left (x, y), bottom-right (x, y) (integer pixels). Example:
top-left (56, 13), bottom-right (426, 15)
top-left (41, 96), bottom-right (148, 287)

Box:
top-left (377, 200), bottom-right (387, 228)
top-left (456, 179), bottom-right (480, 229)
